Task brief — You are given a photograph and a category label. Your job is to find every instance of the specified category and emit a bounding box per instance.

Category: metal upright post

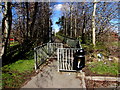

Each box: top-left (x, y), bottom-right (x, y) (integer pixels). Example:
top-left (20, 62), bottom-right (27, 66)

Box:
top-left (34, 48), bottom-right (37, 70)
top-left (57, 48), bottom-right (59, 72)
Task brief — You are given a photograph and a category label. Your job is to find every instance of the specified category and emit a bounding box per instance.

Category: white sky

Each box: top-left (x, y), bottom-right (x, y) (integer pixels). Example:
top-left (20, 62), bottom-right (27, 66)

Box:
top-left (53, 4), bottom-right (63, 11)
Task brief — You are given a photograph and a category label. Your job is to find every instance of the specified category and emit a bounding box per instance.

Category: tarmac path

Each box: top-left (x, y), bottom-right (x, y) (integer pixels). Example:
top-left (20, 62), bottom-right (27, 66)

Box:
top-left (22, 59), bottom-right (84, 88)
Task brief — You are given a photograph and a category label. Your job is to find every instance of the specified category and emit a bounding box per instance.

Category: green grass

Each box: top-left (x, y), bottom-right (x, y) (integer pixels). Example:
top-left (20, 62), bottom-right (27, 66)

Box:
top-left (0, 76), bottom-right (2, 89)
top-left (56, 34), bottom-right (64, 41)
top-left (10, 42), bottom-right (19, 47)
top-left (2, 59), bottom-right (34, 88)
top-left (3, 60), bottom-right (34, 73)
top-left (87, 61), bottom-right (118, 76)
top-left (111, 41), bottom-right (119, 46)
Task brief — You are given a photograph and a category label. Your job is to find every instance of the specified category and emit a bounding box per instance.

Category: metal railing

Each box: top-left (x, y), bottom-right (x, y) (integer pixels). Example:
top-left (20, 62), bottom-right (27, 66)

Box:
top-left (57, 48), bottom-right (81, 72)
top-left (66, 39), bottom-right (81, 48)
top-left (56, 34), bottom-right (82, 48)
top-left (34, 43), bottom-right (63, 70)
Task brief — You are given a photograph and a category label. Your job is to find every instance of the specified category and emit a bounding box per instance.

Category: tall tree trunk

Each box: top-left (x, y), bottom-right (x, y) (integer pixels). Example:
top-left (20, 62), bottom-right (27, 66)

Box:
top-left (81, 6), bottom-right (86, 44)
top-left (64, 15), bottom-right (66, 35)
top-left (65, 13), bottom-right (68, 36)
top-left (22, 3), bottom-right (25, 41)
top-left (74, 5), bottom-right (78, 38)
top-left (92, 0), bottom-right (97, 46)
top-left (70, 6), bottom-right (73, 37)
top-left (48, 0), bottom-right (51, 42)
top-left (26, 2), bottom-right (29, 39)
top-left (2, 2), bottom-right (12, 57)
top-left (75, 17), bottom-right (77, 38)
top-left (30, 2), bottom-right (38, 38)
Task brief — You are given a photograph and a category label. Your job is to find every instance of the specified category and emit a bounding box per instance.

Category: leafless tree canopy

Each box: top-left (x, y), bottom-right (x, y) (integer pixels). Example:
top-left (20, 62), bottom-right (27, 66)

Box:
top-left (56, 2), bottom-right (118, 45)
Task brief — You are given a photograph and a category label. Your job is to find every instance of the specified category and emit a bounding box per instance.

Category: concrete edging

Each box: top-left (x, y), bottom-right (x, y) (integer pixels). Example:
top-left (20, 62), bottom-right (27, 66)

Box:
top-left (85, 76), bottom-right (120, 82)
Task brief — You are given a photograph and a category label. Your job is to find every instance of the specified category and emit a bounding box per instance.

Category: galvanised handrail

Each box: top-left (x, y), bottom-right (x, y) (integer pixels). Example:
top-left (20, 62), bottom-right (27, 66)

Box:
top-left (34, 43), bottom-right (63, 70)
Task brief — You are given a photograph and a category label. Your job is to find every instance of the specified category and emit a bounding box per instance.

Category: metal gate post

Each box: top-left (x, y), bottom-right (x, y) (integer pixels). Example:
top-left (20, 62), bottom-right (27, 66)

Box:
top-left (34, 48), bottom-right (37, 70)
top-left (57, 48), bottom-right (59, 72)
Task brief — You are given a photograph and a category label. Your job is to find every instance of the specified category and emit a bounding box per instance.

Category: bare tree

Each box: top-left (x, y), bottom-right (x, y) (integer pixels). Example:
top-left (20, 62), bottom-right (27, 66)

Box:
top-left (13, 2), bottom-right (51, 45)
top-left (2, 2), bottom-right (12, 57)
top-left (69, 3), bottom-right (74, 37)
top-left (56, 2), bottom-right (118, 47)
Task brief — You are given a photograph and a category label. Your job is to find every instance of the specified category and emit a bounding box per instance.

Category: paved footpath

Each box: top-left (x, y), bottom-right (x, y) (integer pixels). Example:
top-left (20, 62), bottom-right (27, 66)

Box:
top-left (22, 59), bottom-right (84, 88)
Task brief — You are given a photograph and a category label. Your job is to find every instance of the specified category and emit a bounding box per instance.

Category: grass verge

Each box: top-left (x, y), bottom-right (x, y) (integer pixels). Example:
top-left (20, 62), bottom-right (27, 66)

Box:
top-left (86, 60), bottom-right (118, 76)
top-left (55, 34), bottom-right (64, 41)
top-left (2, 59), bottom-right (35, 88)
top-left (10, 42), bottom-right (19, 47)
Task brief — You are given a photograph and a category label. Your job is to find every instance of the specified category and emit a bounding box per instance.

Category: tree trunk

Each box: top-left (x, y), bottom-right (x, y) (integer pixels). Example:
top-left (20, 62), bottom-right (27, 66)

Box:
top-left (70, 6), bottom-right (73, 37)
top-left (65, 13), bottom-right (67, 36)
top-left (81, 6), bottom-right (86, 44)
top-left (74, 5), bottom-right (78, 38)
top-left (48, 1), bottom-right (51, 42)
top-left (75, 17), bottom-right (77, 38)
top-left (64, 15), bottom-right (66, 35)
top-left (92, 0), bottom-right (97, 46)
top-left (30, 2), bottom-right (38, 38)
top-left (26, 2), bottom-right (29, 39)
top-left (2, 2), bottom-right (12, 57)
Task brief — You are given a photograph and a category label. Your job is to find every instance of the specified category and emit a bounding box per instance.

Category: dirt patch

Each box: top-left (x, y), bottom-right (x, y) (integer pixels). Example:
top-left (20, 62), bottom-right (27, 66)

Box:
top-left (85, 79), bottom-right (119, 88)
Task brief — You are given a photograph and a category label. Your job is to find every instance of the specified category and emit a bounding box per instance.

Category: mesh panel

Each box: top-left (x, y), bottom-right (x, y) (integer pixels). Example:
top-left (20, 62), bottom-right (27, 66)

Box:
top-left (66, 39), bottom-right (78, 48)
top-left (34, 43), bottom-right (63, 70)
